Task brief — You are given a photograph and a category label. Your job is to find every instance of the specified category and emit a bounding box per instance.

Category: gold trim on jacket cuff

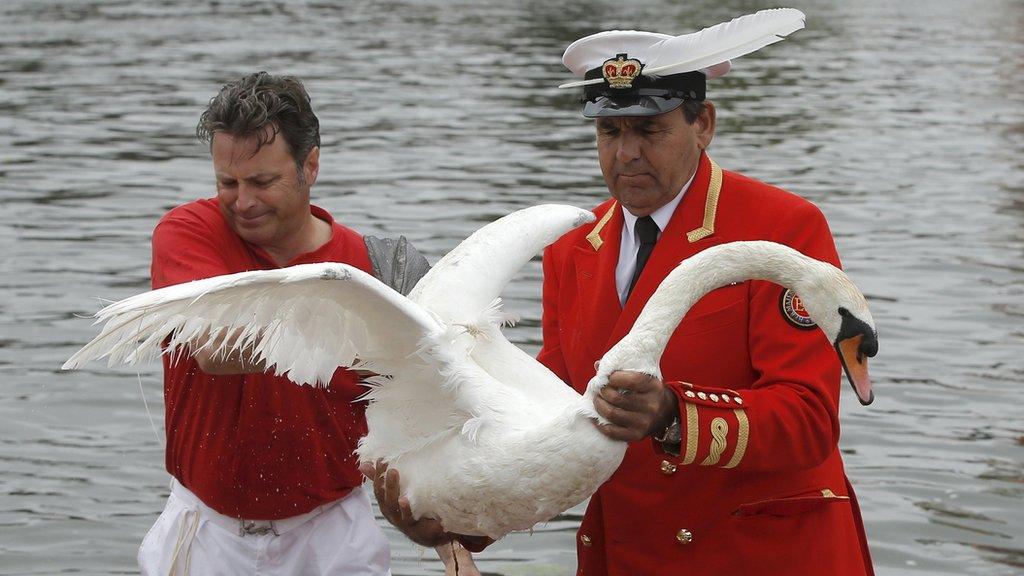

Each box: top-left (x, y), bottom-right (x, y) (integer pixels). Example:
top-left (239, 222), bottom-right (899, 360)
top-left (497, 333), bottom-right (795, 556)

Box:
top-left (722, 408), bottom-right (749, 469)
top-left (681, 401), bottom-right (699, 465)
top-left (700, 417), bottom-right (729, 466)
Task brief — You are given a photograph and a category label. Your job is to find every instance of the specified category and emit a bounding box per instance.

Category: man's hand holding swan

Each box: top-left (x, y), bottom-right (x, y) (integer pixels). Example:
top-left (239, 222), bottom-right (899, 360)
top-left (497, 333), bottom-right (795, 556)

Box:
top-left (594, 371), bottom-right (679, 442)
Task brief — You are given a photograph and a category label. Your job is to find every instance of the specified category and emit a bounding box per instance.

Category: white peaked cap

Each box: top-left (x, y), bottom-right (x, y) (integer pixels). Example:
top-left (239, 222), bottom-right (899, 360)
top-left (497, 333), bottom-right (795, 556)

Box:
top-left (562, 30), bottom-right (732, 80)
top-left (559, 8), bottom-right (805, 90)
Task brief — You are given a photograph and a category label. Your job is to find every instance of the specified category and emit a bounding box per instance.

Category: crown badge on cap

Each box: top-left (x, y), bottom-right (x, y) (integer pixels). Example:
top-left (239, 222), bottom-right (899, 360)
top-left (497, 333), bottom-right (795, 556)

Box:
top-left (602, 53), bottom-right (642, 89)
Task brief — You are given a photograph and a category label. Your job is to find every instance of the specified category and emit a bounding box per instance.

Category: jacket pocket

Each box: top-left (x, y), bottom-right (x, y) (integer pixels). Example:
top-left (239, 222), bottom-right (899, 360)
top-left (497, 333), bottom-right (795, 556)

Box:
top-left (732, 487), bottom-right (849, 518)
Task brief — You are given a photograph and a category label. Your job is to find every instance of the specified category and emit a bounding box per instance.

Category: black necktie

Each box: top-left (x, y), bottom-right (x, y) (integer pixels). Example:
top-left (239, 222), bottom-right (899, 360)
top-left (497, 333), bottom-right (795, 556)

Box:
top-left (627, 215), bottom-right (659, 300)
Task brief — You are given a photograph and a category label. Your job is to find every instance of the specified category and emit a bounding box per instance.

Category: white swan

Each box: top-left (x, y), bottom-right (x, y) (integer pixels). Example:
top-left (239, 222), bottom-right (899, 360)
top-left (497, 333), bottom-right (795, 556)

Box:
top-left (62, 204), bottom-right (877, 539)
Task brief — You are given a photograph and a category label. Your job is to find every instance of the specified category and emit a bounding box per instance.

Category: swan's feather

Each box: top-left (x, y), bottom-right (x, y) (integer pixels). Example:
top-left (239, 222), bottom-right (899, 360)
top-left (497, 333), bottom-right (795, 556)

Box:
top-left (643, 8), bottom-right (805, 77)
top-left (469, 333), bottom-right (583, 417)
top-left (461, 416), bottom-right (485, 443)
top-left (409, 204), bottom-right (594, 325)
top-left (62, 263), bottom-right (441, 386)
top-left (63, 204), bottom-right (624, 539)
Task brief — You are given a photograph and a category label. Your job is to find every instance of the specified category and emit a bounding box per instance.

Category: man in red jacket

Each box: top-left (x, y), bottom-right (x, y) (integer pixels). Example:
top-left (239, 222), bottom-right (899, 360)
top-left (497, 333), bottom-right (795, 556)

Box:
top-left (534, 24), bottom-right (876, 576)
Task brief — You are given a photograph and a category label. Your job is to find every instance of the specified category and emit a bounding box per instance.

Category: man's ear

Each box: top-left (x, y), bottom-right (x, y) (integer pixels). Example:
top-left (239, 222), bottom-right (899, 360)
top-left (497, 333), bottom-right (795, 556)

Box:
top-left (303, 146), bottom-right (320, 187)
top-left (696, 101), bottom-right (716, 150)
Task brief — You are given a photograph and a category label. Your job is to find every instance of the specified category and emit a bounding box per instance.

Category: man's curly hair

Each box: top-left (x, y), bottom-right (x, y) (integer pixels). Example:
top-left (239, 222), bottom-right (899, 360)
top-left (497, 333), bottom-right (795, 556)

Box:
top-left (197, 71), bottom-right (320, 183)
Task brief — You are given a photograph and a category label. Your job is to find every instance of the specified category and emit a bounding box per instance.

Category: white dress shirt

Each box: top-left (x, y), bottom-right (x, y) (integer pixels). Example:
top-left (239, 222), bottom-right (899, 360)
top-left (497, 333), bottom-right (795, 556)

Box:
top-left (615, 171), bottom-right (696, 305)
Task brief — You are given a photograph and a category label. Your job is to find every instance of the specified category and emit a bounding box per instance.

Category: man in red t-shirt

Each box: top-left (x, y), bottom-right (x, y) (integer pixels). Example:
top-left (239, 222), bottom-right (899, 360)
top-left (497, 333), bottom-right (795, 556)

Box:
top-left (138, 72), bottom-right (441, 575)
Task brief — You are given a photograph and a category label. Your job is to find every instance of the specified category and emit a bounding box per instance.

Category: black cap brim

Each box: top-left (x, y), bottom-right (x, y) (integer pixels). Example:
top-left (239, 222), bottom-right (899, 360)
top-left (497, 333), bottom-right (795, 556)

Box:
top-left (582, 92), bottom-right (686, 118)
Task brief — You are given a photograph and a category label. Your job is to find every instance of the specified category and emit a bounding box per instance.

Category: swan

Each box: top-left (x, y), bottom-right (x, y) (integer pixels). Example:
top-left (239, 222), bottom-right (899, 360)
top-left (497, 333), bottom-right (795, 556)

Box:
top-left (62, 204), bottom-right (878, 539)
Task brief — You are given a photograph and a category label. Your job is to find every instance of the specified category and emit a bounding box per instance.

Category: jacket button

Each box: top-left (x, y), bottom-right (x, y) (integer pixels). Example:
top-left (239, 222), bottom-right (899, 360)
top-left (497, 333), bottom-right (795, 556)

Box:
top-left (580, 534), bottom-right (592, 547)
top-left (660, 460), bottom-right (677, 475)
top-left (676, 529), bottom-right (693, 544)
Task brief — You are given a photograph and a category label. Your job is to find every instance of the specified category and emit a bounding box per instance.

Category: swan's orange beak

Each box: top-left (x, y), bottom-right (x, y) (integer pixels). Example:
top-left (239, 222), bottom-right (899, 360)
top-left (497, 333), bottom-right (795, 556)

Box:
top-left (836, 334), bottom-right (874, 405)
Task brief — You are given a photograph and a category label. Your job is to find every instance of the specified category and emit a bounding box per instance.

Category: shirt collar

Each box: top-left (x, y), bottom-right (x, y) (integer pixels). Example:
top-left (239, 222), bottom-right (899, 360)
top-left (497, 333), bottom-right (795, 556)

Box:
top-left (621, 169), bottom-right (697, 239)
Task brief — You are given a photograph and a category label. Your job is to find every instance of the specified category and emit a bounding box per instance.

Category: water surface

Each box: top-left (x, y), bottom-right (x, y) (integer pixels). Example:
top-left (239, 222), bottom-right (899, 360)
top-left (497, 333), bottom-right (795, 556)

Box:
top-left (1, 1), bottom-right (1022, 574)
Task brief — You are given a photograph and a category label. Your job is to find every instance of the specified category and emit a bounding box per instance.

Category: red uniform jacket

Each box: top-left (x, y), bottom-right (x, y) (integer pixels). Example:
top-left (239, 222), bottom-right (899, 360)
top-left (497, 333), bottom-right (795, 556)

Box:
top-left (538, 153), bottom-right (873, 575)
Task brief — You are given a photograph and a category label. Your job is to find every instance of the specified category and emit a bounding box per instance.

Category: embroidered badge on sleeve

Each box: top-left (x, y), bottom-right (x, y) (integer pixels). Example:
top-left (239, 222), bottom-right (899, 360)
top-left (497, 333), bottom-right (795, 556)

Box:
top-left (780, 288), bottom-right (816, 329)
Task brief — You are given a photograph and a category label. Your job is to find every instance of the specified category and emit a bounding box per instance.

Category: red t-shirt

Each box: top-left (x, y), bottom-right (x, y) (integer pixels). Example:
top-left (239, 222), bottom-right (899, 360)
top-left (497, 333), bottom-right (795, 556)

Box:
top-left (150, 198), bottom-right (373, 519)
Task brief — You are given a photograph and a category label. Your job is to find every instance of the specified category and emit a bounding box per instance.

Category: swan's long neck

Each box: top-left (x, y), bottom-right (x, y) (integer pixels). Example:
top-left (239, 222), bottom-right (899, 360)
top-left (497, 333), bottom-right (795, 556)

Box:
top-left (600, 241), bottom-right (820, 376)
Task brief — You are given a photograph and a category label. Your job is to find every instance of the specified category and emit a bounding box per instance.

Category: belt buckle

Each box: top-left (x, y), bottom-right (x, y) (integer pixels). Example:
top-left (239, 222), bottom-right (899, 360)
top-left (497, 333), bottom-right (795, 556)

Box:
top-left (239, 519), bottom-right (278, 537)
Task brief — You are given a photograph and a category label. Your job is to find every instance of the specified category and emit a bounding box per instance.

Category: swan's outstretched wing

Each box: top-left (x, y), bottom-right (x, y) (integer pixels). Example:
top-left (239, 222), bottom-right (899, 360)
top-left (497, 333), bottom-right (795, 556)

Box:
top-left (408, 204), bottom-right (595, 324)
top-left (62, 263), bottom-right (441, 386)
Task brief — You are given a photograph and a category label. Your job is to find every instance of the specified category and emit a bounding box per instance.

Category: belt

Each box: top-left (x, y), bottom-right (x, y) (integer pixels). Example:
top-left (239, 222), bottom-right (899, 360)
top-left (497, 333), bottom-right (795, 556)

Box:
top-left (170, 479), bottom-right (352, 537)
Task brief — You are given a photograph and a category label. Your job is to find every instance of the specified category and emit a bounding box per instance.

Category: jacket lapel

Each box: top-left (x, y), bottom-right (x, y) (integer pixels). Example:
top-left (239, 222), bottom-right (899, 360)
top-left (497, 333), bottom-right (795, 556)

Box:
top-left (573, 201), bottom-right (624, 361)
top-left (608, 152), bottom-right (720, 348)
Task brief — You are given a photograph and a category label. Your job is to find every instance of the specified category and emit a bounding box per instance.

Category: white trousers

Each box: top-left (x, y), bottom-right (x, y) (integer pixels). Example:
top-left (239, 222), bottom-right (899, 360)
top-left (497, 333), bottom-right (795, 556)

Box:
top-left (139, 481), bottom-right (391, 576)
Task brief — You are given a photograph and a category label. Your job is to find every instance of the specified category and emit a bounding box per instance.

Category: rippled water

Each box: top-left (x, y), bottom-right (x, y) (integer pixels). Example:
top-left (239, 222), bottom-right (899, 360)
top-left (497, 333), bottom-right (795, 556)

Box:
top-left (2, 1), bottom-right (1022, 574)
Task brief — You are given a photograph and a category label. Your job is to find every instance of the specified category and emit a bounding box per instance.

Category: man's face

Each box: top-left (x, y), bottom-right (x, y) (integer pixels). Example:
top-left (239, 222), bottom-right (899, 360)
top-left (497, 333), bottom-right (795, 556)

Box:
top-left (212, 130), bottom-right (318, 249)
top-left (595, 106), bottom-right (714, 217)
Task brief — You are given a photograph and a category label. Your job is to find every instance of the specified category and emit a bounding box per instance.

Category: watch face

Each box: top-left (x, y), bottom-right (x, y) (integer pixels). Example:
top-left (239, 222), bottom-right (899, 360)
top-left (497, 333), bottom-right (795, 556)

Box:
top-left (656, 418), bottom-right (681, 444)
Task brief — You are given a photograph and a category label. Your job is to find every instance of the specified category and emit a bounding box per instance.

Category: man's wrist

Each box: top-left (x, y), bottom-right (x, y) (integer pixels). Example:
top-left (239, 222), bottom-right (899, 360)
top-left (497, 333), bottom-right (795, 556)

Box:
top-left (654, 386), bottom-right (679, 435)
top-left (653, 386), bottom-right (681, 455)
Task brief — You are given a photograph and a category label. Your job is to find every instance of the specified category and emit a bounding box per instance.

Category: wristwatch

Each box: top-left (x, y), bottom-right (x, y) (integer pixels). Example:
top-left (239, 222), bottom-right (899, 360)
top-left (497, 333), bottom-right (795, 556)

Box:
top-left (655, 417), bottom-right (681, 456)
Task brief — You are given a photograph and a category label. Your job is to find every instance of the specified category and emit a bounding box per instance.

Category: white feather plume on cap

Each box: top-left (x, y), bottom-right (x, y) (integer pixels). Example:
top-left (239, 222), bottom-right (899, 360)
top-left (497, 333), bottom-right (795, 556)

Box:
top-left (559, 8), bottom-right (805, 89)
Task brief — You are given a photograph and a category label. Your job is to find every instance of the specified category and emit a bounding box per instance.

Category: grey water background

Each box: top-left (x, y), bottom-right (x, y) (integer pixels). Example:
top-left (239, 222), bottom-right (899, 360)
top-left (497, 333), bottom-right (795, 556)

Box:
top-left (1, 0), bottom-right (1022, 574)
